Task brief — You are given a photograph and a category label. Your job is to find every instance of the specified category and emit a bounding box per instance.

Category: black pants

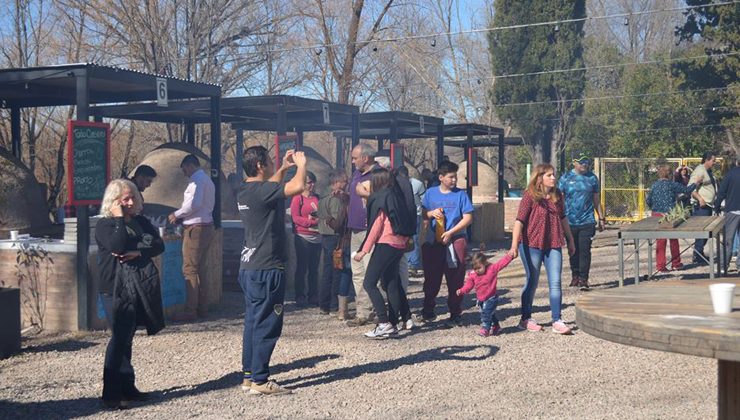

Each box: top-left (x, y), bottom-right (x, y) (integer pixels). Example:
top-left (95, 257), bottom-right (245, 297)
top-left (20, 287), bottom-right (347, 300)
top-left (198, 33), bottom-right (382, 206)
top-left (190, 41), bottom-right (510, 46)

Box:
top-left (294, 235), bottom-right (321, 302)
top-left (102, 296), bottom-right (141, 401)
top-left (569, 224), bottom-right (596, 281)
top-left (363, 244), bottom-right (407, 324)
top-left (693, 206), bottom-right (713, 259)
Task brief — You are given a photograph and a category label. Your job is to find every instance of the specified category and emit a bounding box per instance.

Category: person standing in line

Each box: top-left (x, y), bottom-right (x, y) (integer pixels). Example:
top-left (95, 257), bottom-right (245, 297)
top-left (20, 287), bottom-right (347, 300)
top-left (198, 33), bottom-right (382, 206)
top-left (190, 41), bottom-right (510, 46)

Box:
top-left (509, 164), bottom-right (576, 335)
top-left (317, 170), bottom-right (353, 318)
top-left (397, 166), bottom-right (426, 277)
top-left (688, 152), bottom-right (717, 265)
top-left (290, 171), bottom-right (321, 307)
top-left (715, 154), bottom-right (740, 273)
top-left (420, 161), bottom-right (474, 327)
top-left (129, 165), bottom-right (157, 194)
top-left (557, 152), bottom-right (604, 290)
top-left (168, 154), bottom-right (215, 322)
top-left (238, 146), bottom-right (307, 395)
top-left (353, 168), bottom-right (414, 339)
top-left (95, 179), bottom-right (165, 409)
top-left (646, 165), bottom-right (699, 272)
top-left (346, 143), bottom-right (379, 327)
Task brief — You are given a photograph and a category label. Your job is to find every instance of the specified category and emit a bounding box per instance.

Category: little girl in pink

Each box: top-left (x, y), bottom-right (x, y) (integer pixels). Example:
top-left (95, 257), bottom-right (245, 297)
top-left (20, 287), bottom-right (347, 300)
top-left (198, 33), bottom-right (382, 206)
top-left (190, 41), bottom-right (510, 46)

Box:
top-left (456, 251), bottom-right (516, 336)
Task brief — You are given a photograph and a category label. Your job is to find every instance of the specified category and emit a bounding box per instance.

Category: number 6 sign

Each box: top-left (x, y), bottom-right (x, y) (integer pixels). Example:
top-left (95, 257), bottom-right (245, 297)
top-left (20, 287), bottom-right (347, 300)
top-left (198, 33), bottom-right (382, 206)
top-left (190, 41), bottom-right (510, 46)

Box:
top-left (156, 77), bottom-right (168, 107)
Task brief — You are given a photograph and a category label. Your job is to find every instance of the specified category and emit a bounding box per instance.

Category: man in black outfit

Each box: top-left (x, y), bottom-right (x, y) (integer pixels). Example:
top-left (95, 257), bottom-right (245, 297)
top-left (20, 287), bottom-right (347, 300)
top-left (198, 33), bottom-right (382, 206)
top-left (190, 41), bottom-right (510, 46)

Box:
top-left (716, 154), bottom-right (740, 273)
top-left (237, 146), bottom-right (307, 395)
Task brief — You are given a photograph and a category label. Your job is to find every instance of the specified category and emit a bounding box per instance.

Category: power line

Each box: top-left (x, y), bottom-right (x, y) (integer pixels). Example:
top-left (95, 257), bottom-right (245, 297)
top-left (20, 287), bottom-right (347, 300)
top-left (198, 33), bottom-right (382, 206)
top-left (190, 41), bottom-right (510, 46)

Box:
top-left (494, 86), bottom-right (730, 108)
top-left (368, 50), bottom-right (737, 91)
top-left (103, 1), bottom-right (740, 68)
top-left (267, 0), bottom-right (740, 54)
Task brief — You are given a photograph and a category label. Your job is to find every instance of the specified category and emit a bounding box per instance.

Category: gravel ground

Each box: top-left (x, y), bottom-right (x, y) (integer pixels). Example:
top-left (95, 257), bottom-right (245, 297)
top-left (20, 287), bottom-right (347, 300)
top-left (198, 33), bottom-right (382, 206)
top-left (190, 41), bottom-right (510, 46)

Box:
top-left (0, 230), bottom-right (726, 419)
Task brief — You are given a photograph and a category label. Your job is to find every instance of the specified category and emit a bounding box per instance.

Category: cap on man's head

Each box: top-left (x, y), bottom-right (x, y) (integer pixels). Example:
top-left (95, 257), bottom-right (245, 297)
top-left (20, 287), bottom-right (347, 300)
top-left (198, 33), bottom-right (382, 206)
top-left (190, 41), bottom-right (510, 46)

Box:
top-left (572, 151), bottom-right (591, 164)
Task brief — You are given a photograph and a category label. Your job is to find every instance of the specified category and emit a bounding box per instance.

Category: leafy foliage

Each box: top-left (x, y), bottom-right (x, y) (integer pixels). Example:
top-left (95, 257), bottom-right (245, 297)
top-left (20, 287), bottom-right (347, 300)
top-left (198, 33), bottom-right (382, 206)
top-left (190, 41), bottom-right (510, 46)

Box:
top-left (658, 201), bottom-right (692, 225)
top-left (488, 0), bottom-right (586, 165)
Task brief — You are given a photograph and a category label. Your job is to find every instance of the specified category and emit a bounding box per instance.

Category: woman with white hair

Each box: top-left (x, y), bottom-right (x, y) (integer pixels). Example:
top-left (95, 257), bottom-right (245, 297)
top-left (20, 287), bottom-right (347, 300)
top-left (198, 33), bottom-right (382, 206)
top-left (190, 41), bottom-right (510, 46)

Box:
top-left (95, 179), bottom-right (165, 409)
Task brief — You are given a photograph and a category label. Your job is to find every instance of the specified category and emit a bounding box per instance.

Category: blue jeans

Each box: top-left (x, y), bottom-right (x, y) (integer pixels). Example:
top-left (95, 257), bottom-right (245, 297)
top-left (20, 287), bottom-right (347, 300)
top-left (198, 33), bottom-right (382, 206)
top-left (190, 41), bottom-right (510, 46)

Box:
top-left (319, 235), bottom-right (352, 311)
top-left (238, 269), bottom-right (285, 384)
top-left (406, 215), bottom-right (422, 269)
top-left (519, 244), bottom-right (563, 322)
top-left (479, 295), bottom-right (500, 330)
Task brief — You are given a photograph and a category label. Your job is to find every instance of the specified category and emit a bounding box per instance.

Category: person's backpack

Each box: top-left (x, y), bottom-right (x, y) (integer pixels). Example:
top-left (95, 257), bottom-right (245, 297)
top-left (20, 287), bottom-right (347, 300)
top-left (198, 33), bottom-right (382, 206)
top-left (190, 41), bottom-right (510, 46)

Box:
top-left (394, 174), bottom-right (417, 236)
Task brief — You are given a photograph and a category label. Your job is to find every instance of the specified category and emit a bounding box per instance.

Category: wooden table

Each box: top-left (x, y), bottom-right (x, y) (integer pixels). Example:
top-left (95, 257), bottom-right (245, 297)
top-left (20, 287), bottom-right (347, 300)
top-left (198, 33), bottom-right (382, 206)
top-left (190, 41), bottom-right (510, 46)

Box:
top-left (577, 279), bottom-right (740, 419)
top-left (618, 215), bottom-right (725, 286)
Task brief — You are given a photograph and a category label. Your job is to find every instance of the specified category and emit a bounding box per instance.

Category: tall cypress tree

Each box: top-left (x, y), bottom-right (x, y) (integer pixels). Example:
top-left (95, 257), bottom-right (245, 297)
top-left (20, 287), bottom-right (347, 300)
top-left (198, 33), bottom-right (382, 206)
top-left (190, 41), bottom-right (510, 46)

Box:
top-left (489, 0), bottom-right (586, 167)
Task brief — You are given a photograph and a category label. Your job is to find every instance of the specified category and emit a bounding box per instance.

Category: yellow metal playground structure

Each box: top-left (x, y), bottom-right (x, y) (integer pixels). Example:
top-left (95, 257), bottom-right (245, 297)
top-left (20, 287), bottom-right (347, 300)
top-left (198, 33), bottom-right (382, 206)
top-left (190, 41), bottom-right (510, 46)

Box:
top-left (595, 157), bottom-right (725, 223)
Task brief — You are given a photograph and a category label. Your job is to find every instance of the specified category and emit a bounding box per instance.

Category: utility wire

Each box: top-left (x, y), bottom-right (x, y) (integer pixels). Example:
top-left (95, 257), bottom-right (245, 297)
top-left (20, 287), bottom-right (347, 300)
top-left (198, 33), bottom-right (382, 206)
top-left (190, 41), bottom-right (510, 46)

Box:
top-left (103, 1), bottom-right (739, 67)
top-left (494, 86), bottom-right (731, 108)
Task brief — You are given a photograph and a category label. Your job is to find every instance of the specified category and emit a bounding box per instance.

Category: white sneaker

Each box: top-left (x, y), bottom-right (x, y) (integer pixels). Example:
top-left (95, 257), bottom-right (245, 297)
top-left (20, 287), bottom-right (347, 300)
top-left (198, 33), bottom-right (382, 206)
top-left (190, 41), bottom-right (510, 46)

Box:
top-left (405, 317), bottom-right (416, 331)
top-left (364, 322), bottom-right (397, 339)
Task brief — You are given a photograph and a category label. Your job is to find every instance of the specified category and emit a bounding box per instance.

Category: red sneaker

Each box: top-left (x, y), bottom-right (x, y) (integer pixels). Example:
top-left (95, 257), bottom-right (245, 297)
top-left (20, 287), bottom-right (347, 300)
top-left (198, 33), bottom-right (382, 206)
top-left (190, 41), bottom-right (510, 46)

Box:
top-left (489, 324), bottom-right (501, 336)
top-left (477, 327), bottom-right (490, 337)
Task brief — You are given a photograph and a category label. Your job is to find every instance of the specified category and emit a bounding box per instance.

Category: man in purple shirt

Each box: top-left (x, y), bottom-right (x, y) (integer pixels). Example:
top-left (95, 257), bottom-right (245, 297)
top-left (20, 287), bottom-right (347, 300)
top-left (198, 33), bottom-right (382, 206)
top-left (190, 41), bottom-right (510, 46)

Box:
top-left (347, 143), bottom-right (378, 326)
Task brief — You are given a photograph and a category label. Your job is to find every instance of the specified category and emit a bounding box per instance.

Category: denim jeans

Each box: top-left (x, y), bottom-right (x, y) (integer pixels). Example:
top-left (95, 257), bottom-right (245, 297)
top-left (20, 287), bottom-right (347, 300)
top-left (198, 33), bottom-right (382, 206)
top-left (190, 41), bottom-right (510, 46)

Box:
top-left (519, 244), bottom-right (563, 322)
top-left (693, 206), bottom-right (713, 259)
top-left (319, 235), bottom-right (352, 311)
top-left (238, 269), bottom-right (285, 384)
top-left (723, 212), bottom-right (740, 270)
top-left (406, 215), bottom-right (422, 269)
top-left (479, 295), bottom-right (499, 330)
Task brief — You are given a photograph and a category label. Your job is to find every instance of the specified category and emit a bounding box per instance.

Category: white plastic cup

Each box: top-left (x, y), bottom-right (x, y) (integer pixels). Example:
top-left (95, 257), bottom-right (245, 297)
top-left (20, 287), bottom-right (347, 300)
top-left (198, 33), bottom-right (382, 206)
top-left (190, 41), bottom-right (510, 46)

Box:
top-left (709, 283), bottom-right (736, 314)
top-left (9, 230), bottom-right (18, 240)
top-left (158, 227), bottom-right (166, 237)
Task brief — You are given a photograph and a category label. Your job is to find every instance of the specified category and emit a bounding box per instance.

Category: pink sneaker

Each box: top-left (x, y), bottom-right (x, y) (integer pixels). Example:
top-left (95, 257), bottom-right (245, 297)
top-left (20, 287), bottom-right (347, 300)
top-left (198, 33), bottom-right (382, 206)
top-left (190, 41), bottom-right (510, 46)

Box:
top-left (552, 321), bottom-right (572, 335)
top-left (489, 324), bottom-right (501, 336)
top-left (477, 327), bottom-right (490, 337)
top-left (517, 319), bottom-right (543, 332)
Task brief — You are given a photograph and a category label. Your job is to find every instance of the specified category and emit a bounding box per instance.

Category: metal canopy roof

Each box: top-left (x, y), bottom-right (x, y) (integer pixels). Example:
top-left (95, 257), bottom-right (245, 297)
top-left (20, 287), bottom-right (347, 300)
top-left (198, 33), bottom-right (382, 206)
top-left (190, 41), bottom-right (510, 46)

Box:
top-left (443, 123), bottom-right (505, 137)
top-left (0, 63), bottom-right (220, 108)
top-left (334, 111), bottom-right (444, 140)
top-left (444, 137), bottom-right (524, 147)
top-left (92, 95), bottom-right (359, 132)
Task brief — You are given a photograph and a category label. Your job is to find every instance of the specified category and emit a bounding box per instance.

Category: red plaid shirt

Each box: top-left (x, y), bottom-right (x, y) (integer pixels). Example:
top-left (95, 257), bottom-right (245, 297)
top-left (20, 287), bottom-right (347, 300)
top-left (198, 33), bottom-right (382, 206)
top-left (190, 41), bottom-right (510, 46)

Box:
top-left (516, 191), bottom-right (566, 250)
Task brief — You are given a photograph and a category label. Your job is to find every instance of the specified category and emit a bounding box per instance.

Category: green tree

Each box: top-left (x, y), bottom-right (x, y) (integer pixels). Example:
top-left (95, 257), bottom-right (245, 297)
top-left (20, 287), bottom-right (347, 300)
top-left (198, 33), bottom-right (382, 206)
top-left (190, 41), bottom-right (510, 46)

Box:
top-left (674, 1), bottom-right (740, 156)
top-left (488, 0), bottom-right (586, 166)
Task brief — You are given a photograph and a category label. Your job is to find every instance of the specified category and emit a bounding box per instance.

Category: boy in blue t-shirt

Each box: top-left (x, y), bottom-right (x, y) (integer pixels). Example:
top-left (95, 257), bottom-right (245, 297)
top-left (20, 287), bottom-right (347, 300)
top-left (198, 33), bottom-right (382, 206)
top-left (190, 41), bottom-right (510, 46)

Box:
top-left (421, 161), bottom-right (474, 327)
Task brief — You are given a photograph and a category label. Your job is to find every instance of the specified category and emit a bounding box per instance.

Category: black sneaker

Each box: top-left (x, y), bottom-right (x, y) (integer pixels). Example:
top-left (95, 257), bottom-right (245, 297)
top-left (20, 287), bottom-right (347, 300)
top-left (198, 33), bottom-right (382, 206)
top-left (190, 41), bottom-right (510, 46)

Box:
top-left (421, 313), bottom-right (437, 323)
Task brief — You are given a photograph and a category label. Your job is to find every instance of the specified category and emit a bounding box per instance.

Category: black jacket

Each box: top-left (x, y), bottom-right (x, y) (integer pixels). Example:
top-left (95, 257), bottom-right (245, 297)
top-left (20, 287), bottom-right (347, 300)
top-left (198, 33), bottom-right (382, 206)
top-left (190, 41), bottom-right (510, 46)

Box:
top-left (95, 216), bottom-right (165, 335)
top-left (359, 185), bottom-right (416, 252)
top-left (716, 166), bottom-right (740, 213)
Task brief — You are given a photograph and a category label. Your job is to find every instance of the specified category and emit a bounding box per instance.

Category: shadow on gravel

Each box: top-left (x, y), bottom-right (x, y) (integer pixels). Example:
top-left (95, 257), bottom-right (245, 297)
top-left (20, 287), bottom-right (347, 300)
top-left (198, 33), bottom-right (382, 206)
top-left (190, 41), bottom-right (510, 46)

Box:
top-left (23, 340), bottom-right (100, 354)
top-left (280, 345), bottom-right (498, 389)
top-left (0, 354), bottom-right (344, 417)
top-left (0, 397), bottom-right (106, 419)
top-left (152, 354), bottom-right (342, 401)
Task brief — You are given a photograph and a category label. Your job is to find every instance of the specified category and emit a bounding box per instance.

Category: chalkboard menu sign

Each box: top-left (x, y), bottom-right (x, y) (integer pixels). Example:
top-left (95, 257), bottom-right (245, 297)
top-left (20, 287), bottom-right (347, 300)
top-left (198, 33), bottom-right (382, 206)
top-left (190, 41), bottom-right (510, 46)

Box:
top-left (67, 120), bottom-right (110, 205)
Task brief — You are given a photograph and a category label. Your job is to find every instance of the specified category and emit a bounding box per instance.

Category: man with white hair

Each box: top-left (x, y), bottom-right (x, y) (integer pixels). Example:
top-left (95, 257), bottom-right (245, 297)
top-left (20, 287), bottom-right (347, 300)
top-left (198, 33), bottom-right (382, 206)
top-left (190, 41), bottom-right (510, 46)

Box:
top-left (346, 144), bottom-right (379, 326)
